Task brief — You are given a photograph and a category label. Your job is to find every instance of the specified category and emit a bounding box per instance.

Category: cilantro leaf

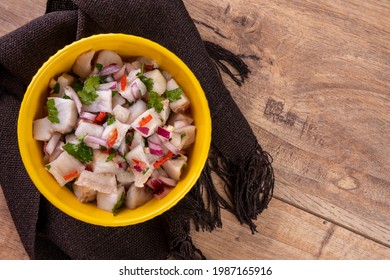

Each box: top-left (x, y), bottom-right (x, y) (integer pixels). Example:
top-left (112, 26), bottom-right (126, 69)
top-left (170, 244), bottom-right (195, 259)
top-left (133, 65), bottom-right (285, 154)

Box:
top-left (47, 99), bottom-right (60, 123)
top-left (106, 113), bottom-right (116, 125)
top-left (72, 81), bottom-right (83, 92)
top-left (164, 87), bottom-right (183, 102)
top-left (106, 149), bottom-right (117, 162)
top-left (137, 73), bottom-right (154, 92)
top-left (53, 82), bottom-right (60, 94)
top-left (147, 91), bottom-right (164, 113)
top-left (63, 141), bottom-right (93, 164)
top-left (96, 63), bottom-right (103, 72)
top-left (112, 192), bottom-right (126, 216)
top-left (77, 76), bottom-right (100, 105)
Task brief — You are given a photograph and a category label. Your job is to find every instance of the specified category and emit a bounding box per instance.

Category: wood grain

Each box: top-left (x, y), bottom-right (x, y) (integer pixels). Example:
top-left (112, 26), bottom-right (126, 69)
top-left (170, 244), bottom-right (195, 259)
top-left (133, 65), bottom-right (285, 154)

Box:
top-left (1, 0), bottom-right (389, 259)
top-left (185, 0), bottom-right (390, 246)
top-left (0, 187), bottom-right (29, 260)
top-left (192, 199), bottom-right (390, 260)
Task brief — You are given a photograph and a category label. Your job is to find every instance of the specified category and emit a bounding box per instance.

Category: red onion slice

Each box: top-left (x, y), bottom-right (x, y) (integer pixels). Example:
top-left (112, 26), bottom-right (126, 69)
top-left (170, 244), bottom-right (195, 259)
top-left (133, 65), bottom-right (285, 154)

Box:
top-left (158, 176), bottom-right (177, 187)
top-left (118, 162), bottom-right (128, 170)
top-left (146, 178), bottom-right (163, 190)
top-left (148, 140), bottom-right (163, 156)
top-left (105, 75), bottom-right (115, 83)
top-left (136, 126), bottom-right (150, 136)
top-left (84, 135), bottom-right (108, 148)
top-left (154, 186), bottom-right (172, 200)
top-left (113, 65), bottom-right (126, 81)
top-left (131, 82), bottom-right (141, 100)
top-left (162, 140), bottom-right (180, 155)
top-left (133, 164), bottom-right (143, 172)
top-left (98, 81), bottom-right (117, 90)
top-left (148, 134), bottom-right (162, 145)
top-left (157, 126), bottom-right (171, 140)
top-left (80, 112), bottom-right (97, 122)
top-left (45, 133), bottom-right (62, 155)
top-left (149, 148), bottom-right (164, 156)
top-left (64, 86), bottom-right (82, 114)
top-left (100, 64), bottom-right (121, 76)
top-left (161, 70), bottom-right (172, 81)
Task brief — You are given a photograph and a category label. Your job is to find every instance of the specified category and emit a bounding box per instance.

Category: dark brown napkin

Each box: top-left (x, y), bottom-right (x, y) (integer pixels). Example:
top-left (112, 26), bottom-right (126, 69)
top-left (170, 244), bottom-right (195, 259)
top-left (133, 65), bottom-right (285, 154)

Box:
top-left (0, 0), bottom-right (274, 259)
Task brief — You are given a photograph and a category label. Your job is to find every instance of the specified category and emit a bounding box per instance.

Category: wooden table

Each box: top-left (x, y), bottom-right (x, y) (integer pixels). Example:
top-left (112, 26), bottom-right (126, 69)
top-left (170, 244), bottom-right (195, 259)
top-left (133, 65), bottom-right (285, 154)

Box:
top-left (1, 0), bottom-right (389, 260)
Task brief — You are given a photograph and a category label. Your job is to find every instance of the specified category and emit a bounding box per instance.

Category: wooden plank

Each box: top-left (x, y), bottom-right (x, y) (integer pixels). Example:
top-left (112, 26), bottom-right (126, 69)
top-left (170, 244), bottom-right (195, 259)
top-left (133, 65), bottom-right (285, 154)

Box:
top-left (192, 199), bottom-right (390, 260)
top-left (2, 183), bottom-right (389, 260)
top-left (184, 0), bottom-right (390, 246)
top-left (0, 1), bottom-right (46, 35)
top-left (0, 187), bottom-right (29, 260)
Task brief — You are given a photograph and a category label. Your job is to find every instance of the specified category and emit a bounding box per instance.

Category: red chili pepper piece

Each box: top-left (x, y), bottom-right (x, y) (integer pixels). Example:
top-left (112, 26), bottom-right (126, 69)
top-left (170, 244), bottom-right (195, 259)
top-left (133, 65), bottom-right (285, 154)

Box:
top-left (153, 151), bottom-right (174, 169)
top-left (120, 74), bottom-right (127, 91)
top-left (107, 128), bottom-right (118, 148)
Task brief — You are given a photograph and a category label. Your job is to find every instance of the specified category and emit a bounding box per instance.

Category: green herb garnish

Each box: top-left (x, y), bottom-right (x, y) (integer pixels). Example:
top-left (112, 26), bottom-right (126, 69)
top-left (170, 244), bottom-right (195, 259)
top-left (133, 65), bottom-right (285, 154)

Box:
top-left (164, 87), bottom-right (183, 102)
top-left (146, 91), bottom-right (164, 113)
top-left (137, 73), bottom-right (154, 92)
top-left (106, 113), bottom-right (116, 125)
top-left (142, 167), bottom-right (150, 175)
top-left (53, 82), bottom-right (60, 94)
top-left (77, 76), bottom-right (100, 105)
top-left (96, 63), bottom-right (103, 71)
top-left (106, 149), bottom-right (117, 162)
top-left (76, 133), bottom-right (88, 142)
top-left (72, 81), bottom-right (84, 92)
top-left (47, 99), bottom-right (60, 123)
top-left (125, 132), bottom-right (134, 144)
top-left (63, 141), bottom-right (93, 164)
top-left (112, 192), bottom-right (126, 216)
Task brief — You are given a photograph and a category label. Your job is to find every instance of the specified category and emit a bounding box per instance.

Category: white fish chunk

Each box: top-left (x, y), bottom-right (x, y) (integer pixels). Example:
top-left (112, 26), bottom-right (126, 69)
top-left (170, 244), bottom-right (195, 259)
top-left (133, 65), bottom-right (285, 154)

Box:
top-left (47, 151), bottom-right (86, 186)
top-left (74, 170), bottom-right (116, 194)
top-left (33, 117), bottom-right (54, 141)
top-left (83, 90), bottom-right (112, 113)
top-left (49, 97), bottom-right (78, 134)
top-left (96, 185), bottom-right (125, 213)
top-left (125, 184), bottom-right (153, 209)
top-left (143, 69), bottom-right (166, 96)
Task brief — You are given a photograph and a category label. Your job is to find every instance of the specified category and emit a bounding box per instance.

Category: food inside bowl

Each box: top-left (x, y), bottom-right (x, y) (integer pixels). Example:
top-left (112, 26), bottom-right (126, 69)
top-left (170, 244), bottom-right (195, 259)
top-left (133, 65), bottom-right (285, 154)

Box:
top-left (32, 49), bottom-right (196, 215)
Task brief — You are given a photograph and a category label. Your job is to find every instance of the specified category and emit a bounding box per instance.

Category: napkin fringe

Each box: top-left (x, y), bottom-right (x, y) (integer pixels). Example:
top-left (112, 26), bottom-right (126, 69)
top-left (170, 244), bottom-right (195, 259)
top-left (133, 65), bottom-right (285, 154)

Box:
top-left (169, 234), bottom-right (206, 260)
top-left (208, 143), bottom-right (274, 233)
top-left (201, 42), bottom-right (274, 233)
top-left (204, 41), bottom-right (250, 87)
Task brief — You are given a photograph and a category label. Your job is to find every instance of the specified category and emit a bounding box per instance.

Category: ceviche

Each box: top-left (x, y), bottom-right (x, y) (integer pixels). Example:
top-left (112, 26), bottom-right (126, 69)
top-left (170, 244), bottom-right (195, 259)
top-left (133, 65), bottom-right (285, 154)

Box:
top-left (33, 49), bottom-right (195, 215)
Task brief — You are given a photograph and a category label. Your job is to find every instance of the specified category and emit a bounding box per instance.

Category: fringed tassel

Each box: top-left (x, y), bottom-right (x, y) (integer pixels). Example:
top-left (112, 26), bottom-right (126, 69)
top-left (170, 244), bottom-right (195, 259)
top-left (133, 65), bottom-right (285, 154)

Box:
top-left (203, 42), bottom-right (274, 232)
top-left (167, 42), bottom-right (274, 259)
top-left (165, 212), bottom-right (206, 260)
top-left (204, 41), bottom-right (250, 86)
top-left (188, 164), bottom-right (222, 231)
top-left (168, 237), bottom-right (206, 260)
top-left (208, 143), bottom-right (274, 233)
top-left (186, 143), bottom-right (274, 234)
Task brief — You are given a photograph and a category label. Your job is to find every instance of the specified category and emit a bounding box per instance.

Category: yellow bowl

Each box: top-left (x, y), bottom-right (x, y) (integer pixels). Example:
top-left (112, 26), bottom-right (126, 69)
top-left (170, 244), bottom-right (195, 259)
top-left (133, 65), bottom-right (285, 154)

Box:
top-left (18, 34), bottom-right (211, 226)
